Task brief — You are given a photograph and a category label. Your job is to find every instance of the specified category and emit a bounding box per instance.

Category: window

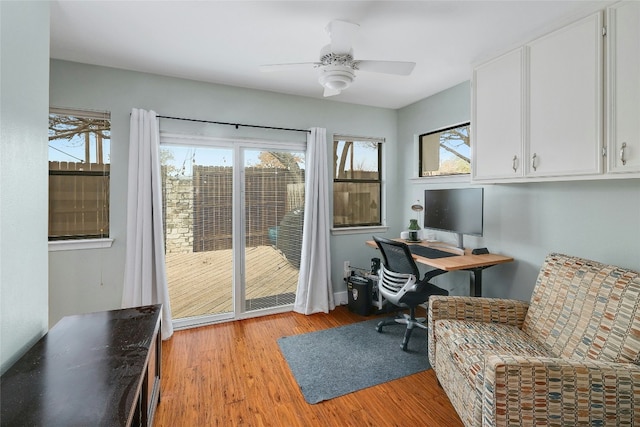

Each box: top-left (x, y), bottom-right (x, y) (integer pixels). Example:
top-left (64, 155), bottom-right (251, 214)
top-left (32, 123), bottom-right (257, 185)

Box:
top-left (419, 122), bottom-right (470, 177)
top-left (333, 135), bottom-right (382, 227)
top-left (48, 108), bottom-right (110, 240)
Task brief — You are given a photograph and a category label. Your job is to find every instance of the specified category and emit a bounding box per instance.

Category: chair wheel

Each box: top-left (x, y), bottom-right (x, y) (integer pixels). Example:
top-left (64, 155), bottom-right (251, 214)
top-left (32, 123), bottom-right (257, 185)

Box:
top-left (401, 343), bottom-right (408, 351)
top-left (375, 325), bottom-right (382, 333)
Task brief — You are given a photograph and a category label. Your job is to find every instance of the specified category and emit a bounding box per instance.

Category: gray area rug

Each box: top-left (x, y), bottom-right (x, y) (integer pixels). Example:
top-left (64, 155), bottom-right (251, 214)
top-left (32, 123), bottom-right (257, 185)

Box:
top-left (277, 318), bottom-right (430, 404)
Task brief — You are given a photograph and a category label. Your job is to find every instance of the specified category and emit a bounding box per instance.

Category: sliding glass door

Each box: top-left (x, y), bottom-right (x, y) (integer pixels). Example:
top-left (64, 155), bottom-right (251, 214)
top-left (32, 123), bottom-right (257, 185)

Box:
top-left (244, 149), bottom-right (305, 312)
top-left (162, 144), bottom-right (235, 324)
top-left (161, 135), bottom-right (305, 328)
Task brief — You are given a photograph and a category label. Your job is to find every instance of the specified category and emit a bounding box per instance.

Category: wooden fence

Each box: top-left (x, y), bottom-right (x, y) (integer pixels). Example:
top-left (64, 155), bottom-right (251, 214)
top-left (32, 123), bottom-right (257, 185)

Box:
top-left (333, 171), bottom-right (380, 227)
top-left (48, 161), bottom-right (109, 238)
top-left (163, 166), bottom-right (304, 253)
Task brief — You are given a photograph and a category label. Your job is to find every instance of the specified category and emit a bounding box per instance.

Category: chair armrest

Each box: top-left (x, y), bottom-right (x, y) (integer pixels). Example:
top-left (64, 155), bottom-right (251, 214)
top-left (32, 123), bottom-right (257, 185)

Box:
top-left (483, 355), bottom-right (640, 426)
top-left (427, 296), bottom-right (529, 367)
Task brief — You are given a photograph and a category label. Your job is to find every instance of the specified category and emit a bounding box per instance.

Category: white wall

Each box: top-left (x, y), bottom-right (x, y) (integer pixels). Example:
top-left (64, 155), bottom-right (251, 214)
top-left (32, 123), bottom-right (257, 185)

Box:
top-left (49, 60), bottom-right (398, 325)
top-left (397, 82), bottom-right (640, 300)
top-left (0, 1), bottom-right (50, 374)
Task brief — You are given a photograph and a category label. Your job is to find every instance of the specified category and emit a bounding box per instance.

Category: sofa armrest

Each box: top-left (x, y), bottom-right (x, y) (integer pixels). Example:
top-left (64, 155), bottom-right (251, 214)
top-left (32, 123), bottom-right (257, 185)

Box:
top-left (427, 296), bottom-right (529, 367)
top-left (483, 355), bottom-right (640, 426)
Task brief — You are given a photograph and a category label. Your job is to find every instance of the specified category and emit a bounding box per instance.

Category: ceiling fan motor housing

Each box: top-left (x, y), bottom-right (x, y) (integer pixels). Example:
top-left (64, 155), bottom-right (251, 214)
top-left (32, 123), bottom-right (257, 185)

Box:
top-left (318, 65), bottom-right (356, 91)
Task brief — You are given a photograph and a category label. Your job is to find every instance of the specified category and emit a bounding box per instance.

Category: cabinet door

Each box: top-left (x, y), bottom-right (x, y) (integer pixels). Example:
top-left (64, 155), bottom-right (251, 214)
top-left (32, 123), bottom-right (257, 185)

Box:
top-left (607, 2), bottom-right (640, 173)
top-left (527, 12), bottom-right (603, 177)
top-left (472, 48), bottom-right (525, 181)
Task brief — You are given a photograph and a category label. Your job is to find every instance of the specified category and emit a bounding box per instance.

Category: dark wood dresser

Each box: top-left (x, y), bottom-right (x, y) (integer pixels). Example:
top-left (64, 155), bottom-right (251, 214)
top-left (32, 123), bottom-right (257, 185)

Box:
top-left (1, 304), bottom-right (162, 426)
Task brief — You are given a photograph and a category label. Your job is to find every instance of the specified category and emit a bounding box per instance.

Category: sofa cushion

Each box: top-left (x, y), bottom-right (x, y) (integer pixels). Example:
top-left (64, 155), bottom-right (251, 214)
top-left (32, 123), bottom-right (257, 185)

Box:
top-left (434, 320), bottom-right (555, 426)
top-left (434, 319), bottom-right (553, 388)
top-left (522, 253), bottom-right (640, 364)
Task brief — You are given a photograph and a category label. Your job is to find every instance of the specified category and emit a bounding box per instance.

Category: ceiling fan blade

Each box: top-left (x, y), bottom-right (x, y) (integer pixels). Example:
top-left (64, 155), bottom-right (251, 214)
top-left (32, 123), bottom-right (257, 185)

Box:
top-left (356, 60), bottom-right (416, 76)
top-left (323, 87), bottom-right (341, 97)
top-left (326, 20), bottom-right (359, 54)
top-left (259, 62), bottom-right (319, 72)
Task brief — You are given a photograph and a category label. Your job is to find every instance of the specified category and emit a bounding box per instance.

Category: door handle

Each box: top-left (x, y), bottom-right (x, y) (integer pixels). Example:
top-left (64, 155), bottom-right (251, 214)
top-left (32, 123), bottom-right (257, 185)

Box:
top-left (531, 153), bottom-right (538, 171)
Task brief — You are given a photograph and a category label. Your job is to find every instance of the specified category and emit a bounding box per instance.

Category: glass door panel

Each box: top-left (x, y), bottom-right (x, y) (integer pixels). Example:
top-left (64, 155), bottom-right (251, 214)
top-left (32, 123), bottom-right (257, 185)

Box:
top-left (162, 145), bottom-right (234, 321)
top-left (243, 149), bottom-right (305, 312)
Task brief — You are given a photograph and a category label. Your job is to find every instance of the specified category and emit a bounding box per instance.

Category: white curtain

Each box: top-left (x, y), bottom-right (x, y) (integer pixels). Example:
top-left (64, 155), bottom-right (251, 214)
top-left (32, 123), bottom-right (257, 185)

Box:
top-left (122, 108), bottom-right (173, 339)
top-left (294, 127), bottom-right (335, 314)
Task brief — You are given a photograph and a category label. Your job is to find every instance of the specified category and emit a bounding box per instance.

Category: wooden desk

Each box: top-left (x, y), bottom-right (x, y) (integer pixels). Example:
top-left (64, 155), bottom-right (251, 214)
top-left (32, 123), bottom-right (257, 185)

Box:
top-left (1, 305), bottom-right (162, 427)
top-left (366, 239), bottom-right (513, 296)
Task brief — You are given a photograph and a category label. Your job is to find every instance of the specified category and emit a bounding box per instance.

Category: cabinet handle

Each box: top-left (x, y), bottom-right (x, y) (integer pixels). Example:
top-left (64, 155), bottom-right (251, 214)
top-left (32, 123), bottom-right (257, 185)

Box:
top-left (531, 153), bottom-right (538, 171)
top-left (512, 155), bottom-right (518, 172)
top-left (620, 142), bottom-right (627, 166)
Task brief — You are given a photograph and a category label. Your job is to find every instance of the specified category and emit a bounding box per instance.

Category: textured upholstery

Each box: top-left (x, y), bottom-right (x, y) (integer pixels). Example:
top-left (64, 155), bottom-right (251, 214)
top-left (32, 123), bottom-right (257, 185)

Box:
top-left (522, 254), bottom-right (640, 364)
top-left (428, 253), bottom-right (640, 427)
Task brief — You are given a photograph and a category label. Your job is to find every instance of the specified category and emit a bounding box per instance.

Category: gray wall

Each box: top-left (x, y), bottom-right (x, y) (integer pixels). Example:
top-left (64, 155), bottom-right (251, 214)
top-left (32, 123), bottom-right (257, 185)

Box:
top-left (48, 60), bottom-right (640, 327)
top-left (0, 1), bottom-right (50, 374)
top-left (397, 82), bottom-right (640, 300)
top-left (49, 60), bottom-right (399, 325)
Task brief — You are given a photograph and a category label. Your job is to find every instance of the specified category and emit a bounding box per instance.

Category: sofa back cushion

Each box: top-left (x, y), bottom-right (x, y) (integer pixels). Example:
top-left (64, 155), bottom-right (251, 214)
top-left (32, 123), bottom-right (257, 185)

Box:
top-left (522, 253), bottom-right (640, 364)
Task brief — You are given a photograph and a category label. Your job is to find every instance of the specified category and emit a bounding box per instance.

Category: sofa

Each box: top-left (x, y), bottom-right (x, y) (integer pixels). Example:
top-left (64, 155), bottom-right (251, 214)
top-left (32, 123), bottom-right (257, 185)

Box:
top-left (428, 253), bottom-right (640, 427)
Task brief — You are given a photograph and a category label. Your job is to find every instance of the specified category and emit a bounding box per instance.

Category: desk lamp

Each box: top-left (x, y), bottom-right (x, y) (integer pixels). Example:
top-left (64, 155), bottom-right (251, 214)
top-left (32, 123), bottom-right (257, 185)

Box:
top-left (408, 202), bottom-right (423, 241)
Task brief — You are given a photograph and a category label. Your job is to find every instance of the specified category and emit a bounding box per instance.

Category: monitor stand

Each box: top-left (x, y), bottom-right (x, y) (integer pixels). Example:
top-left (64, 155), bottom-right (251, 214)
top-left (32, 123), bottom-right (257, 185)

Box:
top-left (446, 233), bottom-right (465, 255)
top-left (428, 233), bottom-right (465, 255)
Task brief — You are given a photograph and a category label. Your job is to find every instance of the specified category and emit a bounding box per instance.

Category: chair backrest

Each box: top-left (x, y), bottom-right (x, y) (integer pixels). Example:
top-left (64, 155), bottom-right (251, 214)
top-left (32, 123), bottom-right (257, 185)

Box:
top-left (522, 253), bottom-right (640, 364)
top-left (373, 236), bottom-right (420, 278)
top-left (377, 263), bottom-right (416, 306)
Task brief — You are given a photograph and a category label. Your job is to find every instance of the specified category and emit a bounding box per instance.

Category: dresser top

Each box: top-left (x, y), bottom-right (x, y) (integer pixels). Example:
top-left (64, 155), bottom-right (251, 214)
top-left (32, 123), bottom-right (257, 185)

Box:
top-left (1, 305), bottom-right (161, 426)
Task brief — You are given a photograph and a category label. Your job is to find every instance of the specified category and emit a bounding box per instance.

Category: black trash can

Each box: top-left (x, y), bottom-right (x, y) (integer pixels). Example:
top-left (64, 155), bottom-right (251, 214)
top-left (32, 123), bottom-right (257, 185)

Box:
top-left (347, 275), bottom-right (372, 316)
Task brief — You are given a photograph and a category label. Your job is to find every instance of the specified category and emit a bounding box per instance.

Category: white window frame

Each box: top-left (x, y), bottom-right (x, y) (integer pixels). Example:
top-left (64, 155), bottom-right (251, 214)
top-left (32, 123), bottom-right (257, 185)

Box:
top-left (331, 134), bottom-right (387, 235)
top-left (415, 121), bottom-right (471, 180)
top-left (48, 107), bottom-right (113, 251)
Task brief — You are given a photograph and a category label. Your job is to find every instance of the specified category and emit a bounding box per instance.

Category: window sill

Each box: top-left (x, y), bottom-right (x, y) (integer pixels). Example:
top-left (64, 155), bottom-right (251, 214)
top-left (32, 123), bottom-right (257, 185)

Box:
top-left (331, 226), bottom-right (389, 236)
top-left (409, 174), bottom-right (471, 184)
top-left (49, 238), bottom-right (114, 252)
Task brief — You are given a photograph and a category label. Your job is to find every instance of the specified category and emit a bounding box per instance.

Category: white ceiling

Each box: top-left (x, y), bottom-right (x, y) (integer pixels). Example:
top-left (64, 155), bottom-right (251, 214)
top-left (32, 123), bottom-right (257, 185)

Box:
top-left (50, 1), bottom-right (611, 109)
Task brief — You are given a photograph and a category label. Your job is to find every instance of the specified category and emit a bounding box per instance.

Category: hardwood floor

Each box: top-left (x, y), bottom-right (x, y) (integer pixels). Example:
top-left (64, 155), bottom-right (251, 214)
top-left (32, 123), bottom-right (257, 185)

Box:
top-left (153, 305), bottom-right (464, 427)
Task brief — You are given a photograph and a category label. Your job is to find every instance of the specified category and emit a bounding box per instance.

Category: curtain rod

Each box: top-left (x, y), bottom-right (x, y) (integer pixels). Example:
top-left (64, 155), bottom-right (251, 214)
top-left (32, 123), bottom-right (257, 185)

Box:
top-left (156, 114), bottom-right (311, 134)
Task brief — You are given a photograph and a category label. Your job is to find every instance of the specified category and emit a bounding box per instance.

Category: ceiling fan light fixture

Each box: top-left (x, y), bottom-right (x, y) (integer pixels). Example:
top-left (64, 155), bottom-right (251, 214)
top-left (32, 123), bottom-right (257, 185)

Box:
top-left (260, 19), bottom-right (414, 97)
top-left (318, 65), bottom-right (355, 92)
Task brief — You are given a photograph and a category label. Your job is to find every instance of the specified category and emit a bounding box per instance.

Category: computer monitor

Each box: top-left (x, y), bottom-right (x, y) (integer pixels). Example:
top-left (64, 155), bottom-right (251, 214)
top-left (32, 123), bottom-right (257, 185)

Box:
top-left (424, 188), bottom-right (483, 249)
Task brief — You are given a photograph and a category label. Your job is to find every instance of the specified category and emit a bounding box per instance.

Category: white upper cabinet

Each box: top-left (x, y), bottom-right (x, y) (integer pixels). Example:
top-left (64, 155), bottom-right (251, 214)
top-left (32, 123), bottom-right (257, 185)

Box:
top-left (472, 11), bottom-right (610, 183)
top-left (472, 48), bottom-right (524, 181)
top-left (606, 1), bottom-right (640, 173)
top-left (527, 12), bottom-right (603, 178)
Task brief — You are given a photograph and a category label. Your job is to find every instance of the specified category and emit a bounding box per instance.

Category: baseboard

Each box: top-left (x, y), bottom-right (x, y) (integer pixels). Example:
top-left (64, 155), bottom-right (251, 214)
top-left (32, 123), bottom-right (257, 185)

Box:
top-left (334, 290), bottom-right (348, 306)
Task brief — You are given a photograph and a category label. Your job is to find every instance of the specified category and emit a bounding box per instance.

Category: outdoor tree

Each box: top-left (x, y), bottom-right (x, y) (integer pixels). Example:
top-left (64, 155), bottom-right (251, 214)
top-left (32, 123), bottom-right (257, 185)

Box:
top-left (49, 115), bottom-right (110, 164)
top-left (334, 140), bottom-right (352, 179)
top-left (439, 127), bottom-right (470, 164)
top-left (160, 148), bottom-right (180, 177)
top-left (257, 152), bottom-right (304, 182)
top-left (334, 140), bottom-right (377, 178)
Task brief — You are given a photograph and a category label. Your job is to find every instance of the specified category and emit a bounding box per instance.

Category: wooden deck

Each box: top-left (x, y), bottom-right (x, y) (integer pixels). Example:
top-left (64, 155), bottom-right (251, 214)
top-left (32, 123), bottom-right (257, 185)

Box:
top-left (166, 246), bottom-right (299, 319)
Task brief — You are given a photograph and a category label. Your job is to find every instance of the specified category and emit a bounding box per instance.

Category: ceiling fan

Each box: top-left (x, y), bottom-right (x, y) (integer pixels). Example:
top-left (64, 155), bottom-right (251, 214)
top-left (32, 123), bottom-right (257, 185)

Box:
top-left (259, 20), bottom-right (416, 97)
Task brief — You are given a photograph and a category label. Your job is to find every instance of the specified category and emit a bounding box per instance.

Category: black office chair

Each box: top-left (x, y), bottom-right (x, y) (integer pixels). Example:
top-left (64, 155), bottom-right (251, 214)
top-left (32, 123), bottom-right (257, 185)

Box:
top-left (373, 236), bottom-right (449, 351)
